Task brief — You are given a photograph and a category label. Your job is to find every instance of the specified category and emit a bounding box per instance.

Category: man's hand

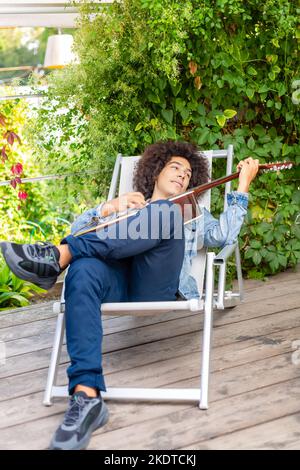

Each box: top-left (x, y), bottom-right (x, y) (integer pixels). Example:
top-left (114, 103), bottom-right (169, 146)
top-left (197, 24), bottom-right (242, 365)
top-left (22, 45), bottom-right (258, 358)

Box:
top-left (236, 157), bottom-right (260, 193)
top-left (101, 192), bottom-right (146, 218)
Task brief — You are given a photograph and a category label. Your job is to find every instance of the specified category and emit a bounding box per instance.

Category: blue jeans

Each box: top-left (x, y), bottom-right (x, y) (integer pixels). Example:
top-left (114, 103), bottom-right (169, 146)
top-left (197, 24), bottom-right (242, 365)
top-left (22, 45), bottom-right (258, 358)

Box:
top-left (61, 200), bottom-right (185, 394)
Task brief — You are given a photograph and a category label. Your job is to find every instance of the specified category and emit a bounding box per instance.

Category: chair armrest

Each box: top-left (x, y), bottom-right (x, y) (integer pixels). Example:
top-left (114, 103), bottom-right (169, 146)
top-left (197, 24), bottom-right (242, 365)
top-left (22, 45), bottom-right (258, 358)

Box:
top-left (213, 242), bottom-right (238, 265)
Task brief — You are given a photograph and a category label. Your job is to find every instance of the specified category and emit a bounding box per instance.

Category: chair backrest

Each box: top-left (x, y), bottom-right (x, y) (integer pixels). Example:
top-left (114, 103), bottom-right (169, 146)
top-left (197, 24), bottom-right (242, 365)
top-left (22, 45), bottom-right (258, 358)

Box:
top-left (107, 146), bottom-right (234, 299)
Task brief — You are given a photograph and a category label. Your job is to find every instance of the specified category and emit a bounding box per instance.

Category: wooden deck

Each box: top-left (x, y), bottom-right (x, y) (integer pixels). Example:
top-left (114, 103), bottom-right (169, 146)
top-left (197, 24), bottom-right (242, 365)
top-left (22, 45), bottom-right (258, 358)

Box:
top-left (0, 267), bottom-right (300, 450)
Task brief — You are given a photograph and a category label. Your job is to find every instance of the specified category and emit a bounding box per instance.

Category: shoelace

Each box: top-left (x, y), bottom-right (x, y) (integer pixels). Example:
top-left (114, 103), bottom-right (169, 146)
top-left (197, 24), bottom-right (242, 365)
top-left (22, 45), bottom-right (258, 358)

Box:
top-left (63, 395), bottom-right (89, 426)
top-left (27, 242), bottom-right (57, 262)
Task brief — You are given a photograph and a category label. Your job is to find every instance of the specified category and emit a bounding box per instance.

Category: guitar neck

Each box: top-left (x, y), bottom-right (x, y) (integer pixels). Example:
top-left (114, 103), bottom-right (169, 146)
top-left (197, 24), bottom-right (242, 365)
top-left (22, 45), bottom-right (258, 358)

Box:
top-left (74, 161), bottom-right (294, 237)
top-left (192, 171), bottom-right (240, 198)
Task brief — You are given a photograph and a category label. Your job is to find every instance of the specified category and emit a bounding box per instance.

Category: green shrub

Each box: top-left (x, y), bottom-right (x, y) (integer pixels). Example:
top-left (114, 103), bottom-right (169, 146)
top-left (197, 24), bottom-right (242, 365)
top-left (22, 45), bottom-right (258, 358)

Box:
top-left (0, 256), bottom-right (45, 310)
top-left (0, 92), bottom-right (74, 246)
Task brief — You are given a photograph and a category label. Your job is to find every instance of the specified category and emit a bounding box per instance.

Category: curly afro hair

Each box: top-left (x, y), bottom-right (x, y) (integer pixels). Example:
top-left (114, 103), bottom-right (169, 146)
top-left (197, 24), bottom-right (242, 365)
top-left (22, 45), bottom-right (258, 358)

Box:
top-left (133, 140), bottom-right (210, 199)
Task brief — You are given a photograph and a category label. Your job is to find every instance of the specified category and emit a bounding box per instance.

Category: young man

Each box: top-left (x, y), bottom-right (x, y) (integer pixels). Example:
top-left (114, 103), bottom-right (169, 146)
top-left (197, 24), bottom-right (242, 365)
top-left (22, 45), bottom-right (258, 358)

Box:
top-left (1, 140), bottom-right (259, 450)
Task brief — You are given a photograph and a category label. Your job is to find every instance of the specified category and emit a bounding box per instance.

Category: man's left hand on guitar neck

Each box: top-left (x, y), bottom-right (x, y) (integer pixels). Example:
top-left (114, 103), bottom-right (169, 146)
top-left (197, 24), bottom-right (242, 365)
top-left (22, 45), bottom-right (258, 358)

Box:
top-left (236, 157), bottom-right (260, 193)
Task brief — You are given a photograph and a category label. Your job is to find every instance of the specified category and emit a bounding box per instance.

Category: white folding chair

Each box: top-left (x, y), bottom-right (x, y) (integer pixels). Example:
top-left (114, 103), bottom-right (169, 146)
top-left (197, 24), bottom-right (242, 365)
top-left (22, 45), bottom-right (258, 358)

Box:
top-left (43, 144), bottom-right (244, 409)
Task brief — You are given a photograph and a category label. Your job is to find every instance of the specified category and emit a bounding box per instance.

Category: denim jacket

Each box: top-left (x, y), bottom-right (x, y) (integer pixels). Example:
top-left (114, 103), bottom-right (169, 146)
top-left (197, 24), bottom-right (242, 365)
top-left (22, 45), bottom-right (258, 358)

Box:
top-left (70, 191), bottom-right (248, 300)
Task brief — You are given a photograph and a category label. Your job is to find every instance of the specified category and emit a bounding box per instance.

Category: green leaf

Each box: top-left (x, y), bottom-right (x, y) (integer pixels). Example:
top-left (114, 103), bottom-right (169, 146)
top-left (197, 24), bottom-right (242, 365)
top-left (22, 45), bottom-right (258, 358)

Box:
top-left (180, 108), bottom-right (190, 122)
top-left (256, 222), bottom-right (271, 235)
top-left (292, 191), bottom-right (300, 204)
top-left (253, 125), bottom-right (265, 137)
top-left (269, 258), bottom-right (279, 271)
top-left (161, 109), bottom-right (173, 124)
top-left (0, 292), bottom-right (29, 307)
top-left (277, 83), bottom-right (286, 97)
top-left (247, 136), bottom-right (255, 150)
top-left (216, 115), bottom-right (226, 127)
top-left (282, 144), bottom-right (292, 156)
top-left (253, 251), bottom-right (262, 265)
top-left (0, 264), bottom-right (10, 285)
top-left (196, 127), bottom-right (210, 145)
top-left (278, 254), bottom-right (287, 268)
top-left (147, 93), bottom-right (160, 104)
top-left (223, 109), bottom-right (237, 119)
top-left (134, 122), bottom-right (143, 131)
top-left (246, 88), bottom-right (255, 99)
top-left (245, 109), bottom-right (256, 121)
top-left (245, 248), bottom-right (255, 260)
top-left (0, 286), bottom-right (10, 292)
top-left (170, 80), bottom-right (182, 97)
top-left (175, 98), bottom-right (186, 112)
top-left (197, 104), bottom-right (206, 116)
top-left (258, 84), bottom-right (269, 93)
top-left (247, 66), bottom-right (257, 76)
top-left (268, 71), bottom-right (276, 81)
top-left (250, 240), bottom-right (261, 249)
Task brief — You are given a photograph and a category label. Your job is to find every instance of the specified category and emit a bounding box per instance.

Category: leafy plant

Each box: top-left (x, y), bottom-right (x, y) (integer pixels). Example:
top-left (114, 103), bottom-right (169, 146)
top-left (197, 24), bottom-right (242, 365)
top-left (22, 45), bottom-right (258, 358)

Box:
top-left (0, 255), bottom-right (45, 310)
top-left (0, 90), bottom-right (76, 247)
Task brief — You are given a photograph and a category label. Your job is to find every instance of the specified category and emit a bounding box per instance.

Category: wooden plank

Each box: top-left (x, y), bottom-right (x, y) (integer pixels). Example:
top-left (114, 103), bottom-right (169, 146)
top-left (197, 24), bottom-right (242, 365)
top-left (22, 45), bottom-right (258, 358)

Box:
top-left (1, 306), bottom-right (299, 380)
top-left (0, 347), bottom-right (298, 430)
top-left (241, 278), bottom-right (300, 302)
top-left (0, 268), bottom-right (298, 328)
top-left (2, 369), bottom-right (300, 449)
top-left (0, 302), bottom-right (120, 328)
top-left (237, 265), bottom-right (299, 290)
top-left (2, 311), bottom-right (201, 358)
top-left (1, 323), bottom-right (300, 401)
top-left (1, 286), bottom-right (299, 343)
top-left (0, 308), bottom-right (202, 343)
top-left (181, 413), bottom-right (300, 449)
top-left (0, 269), bottom-right (298, 449)
top-left (3, 306), bottom-right (300, 361)
top-left (88, 378), bottom-right (300, 450)
top-left (0, 303), bottom-right (56, 329)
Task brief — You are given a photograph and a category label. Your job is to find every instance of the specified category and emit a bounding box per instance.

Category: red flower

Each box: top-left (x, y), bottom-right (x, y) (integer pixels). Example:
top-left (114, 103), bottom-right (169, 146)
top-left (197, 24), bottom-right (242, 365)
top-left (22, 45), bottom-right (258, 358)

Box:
top-left (18, 191), bottom-right (28, 200)
top-left (11, 162), bottom-right (23, 176)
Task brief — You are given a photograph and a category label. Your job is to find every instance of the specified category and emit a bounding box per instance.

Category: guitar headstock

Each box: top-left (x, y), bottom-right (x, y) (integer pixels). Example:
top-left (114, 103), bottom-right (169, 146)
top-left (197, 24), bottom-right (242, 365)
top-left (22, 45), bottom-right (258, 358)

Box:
top-left (259, 161), bottom-right (294, 173)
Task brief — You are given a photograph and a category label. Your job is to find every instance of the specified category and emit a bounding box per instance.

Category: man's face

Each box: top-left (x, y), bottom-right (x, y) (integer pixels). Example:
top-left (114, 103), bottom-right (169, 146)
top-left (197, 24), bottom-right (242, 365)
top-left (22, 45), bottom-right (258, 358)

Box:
top-left (154, 156), bottom-right (192, 198)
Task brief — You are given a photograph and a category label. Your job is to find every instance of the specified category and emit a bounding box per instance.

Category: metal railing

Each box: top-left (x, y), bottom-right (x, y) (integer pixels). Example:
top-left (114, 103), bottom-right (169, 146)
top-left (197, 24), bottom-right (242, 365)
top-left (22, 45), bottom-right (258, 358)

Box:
top-left (0, 170), bottom-right (96, 186)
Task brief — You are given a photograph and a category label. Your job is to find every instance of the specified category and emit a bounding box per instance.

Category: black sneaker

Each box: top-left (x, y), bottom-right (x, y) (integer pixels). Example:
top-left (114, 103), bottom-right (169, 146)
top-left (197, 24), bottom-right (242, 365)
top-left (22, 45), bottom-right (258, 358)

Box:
top-left (49, 391), bottom-right (109, 450)
top-left (0, 241), bottom-right (62, 290)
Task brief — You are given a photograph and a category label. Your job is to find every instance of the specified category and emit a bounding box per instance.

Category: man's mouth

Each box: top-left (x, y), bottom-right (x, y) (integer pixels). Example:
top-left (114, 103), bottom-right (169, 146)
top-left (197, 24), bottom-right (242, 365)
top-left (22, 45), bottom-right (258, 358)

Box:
top-left (171, 181), bottom-right (183, 189)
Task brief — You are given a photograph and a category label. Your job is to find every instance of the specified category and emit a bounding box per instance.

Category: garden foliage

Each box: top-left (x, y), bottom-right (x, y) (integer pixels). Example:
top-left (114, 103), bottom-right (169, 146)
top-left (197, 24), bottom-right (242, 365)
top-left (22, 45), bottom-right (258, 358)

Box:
top-left (33, 0), bottom-right (300, 279)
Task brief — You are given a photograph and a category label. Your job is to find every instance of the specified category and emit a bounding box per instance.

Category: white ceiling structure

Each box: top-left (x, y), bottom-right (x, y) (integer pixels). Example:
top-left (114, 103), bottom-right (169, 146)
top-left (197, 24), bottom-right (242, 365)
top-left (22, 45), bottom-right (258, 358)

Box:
top-left (0, 1), bottom-right (111, 28)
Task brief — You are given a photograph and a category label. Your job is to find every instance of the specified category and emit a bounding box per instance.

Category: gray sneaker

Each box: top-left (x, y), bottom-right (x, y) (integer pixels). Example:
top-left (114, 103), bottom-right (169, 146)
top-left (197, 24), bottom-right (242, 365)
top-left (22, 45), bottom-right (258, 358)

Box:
top-left (49, 391), bottom-right (109, 450)
top-left (0, 241), bottom-right (62, 290)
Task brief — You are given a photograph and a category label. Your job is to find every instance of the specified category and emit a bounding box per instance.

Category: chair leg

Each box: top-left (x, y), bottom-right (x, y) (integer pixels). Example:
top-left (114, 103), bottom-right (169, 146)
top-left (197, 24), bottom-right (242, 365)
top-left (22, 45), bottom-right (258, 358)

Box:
top-left (43, 311), bottom-right (65, 406)
top-left (199, 252), bottom-right (215, 409)
top-left (235, 244), bottom-right (244, 301)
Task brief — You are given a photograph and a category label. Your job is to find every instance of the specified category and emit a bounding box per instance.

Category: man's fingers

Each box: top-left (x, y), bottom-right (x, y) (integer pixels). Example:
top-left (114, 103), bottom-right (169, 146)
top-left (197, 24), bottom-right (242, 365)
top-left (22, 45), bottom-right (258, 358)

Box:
top-left (237, 158), bottom-right (260, 171)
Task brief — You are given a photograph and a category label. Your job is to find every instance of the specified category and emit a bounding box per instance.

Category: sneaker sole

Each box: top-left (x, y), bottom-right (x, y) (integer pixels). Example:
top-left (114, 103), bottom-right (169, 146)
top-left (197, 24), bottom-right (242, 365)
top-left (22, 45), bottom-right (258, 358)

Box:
top-left (0, 242), bottom-right (58, 291)
top-left (49, 401), bottom-right (109, 450)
